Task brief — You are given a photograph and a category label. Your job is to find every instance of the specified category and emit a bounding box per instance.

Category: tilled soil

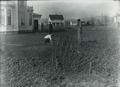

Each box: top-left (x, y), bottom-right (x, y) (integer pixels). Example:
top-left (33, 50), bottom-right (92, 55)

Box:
top-left (0, 26), bottom-right (120, 87)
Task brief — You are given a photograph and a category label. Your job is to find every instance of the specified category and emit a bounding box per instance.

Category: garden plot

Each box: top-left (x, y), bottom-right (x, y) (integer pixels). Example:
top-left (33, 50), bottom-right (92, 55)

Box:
top-left (50, 27), bottom-right (119, 87)
top-left (1, 26), bottom-right (120, 87)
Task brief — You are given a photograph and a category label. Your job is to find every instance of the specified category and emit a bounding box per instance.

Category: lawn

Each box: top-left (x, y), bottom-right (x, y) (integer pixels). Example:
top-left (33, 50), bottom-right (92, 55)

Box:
top-left (0, 26), bottom-right (120, 87)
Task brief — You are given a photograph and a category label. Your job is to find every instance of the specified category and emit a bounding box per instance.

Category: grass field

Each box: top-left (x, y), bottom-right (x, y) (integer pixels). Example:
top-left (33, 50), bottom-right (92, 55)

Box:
top-left (0, 26), bottom-right (120, 87)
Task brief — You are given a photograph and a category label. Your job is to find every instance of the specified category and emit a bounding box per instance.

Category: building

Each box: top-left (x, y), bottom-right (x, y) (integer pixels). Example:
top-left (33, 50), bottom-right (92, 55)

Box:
top-left (48, 14), bottom-right (64, 28)
top-left (0, 1), bottom-right (33, 32)
top-left (114, 14), bottom-right (120, 26)
top-left (33, 13), bottom-right (42, 32)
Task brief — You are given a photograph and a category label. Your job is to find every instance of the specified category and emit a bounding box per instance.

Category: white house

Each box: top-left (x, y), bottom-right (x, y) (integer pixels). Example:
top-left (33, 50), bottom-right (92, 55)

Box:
top-left (0, 1), bottom-right (33, 32)
top-left (48, 14), bottom-right (64, 28)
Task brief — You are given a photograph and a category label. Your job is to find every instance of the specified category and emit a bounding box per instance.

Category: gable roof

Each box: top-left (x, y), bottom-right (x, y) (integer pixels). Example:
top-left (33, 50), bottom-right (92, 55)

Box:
top-left (49, 14), bottom-right (64, 20)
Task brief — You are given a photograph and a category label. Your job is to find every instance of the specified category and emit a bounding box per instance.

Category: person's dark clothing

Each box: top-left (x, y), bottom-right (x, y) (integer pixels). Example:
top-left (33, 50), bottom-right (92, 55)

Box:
top-left (49, 23), bottom-right (53, 34)
top-left (45, 38), bottom-right (50, 43)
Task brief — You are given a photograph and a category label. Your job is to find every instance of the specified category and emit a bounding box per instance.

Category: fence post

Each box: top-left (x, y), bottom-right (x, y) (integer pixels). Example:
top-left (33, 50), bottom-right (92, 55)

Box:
top-left (77, 27), bottom-right (81, 44)
top-left (89, 61), bottom-right (92, 76)
top-left (77, 19), bottom-right (82, 44)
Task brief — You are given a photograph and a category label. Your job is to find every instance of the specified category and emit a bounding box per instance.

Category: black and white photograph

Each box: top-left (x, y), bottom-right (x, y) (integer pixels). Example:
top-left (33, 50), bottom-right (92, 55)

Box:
top-left (0, 0), bottom-right (120, 87)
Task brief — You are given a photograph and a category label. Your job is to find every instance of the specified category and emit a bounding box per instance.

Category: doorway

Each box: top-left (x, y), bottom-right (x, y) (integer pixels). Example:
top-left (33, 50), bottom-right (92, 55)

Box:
top-left (34, 20), bottom-right (38, 31)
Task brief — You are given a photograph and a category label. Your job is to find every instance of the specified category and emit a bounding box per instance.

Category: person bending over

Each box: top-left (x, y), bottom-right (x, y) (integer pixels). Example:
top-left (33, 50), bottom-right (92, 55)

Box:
top-left (44, 34), bottom-right (53, 45)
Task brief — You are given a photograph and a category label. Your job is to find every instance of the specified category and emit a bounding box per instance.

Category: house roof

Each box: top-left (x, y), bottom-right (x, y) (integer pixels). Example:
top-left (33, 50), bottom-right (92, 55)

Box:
top-left (33, 13), bottom-right (42, 18)
top-left (49, 14), bottom-right (64, 20)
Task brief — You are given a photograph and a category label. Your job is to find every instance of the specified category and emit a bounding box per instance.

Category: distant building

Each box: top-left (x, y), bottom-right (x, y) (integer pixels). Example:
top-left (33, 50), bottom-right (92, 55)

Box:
top-left (80, 16), bottom-right (110, 26)
top-left (33, 13), bottom-right (42, 31)
top-left (114, 14), bottom-right (120, 26)
top-left (0, 1), bottom-right (34, 32)
top-left (70, 20), bottom-right (77, 26)
top-left (48, 14), bottom-right (64, 28)
top-left (65, 19), bottom-right (77, 27)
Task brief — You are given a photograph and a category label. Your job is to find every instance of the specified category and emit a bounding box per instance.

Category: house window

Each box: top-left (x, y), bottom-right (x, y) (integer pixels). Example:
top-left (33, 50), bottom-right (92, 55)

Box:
top-left (21, 14), bottom-right (25, 26)
top-left (7, 9), bottom-right (12, 25)
top-left (29, 13), bottom-right (32, 26)
top-left (0, 9), bottom-right (5, 25)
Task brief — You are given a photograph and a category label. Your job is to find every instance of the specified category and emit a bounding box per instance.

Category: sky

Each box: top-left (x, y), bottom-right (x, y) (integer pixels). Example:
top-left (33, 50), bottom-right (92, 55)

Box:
top-left (27, 0), bottom-right (119, 19)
